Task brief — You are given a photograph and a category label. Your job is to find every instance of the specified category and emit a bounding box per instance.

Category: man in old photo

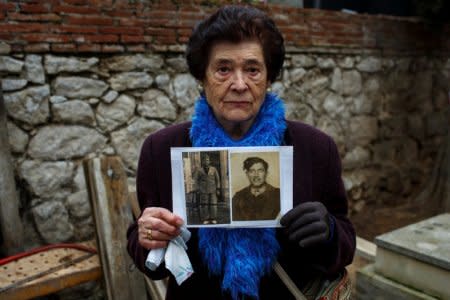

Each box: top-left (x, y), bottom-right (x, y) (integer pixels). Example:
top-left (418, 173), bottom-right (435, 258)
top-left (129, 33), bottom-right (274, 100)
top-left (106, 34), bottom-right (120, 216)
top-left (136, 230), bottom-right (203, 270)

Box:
top-left (232, 157), bottom-right (280, 221)
top-left (194, 154), bottom-right (221, 224)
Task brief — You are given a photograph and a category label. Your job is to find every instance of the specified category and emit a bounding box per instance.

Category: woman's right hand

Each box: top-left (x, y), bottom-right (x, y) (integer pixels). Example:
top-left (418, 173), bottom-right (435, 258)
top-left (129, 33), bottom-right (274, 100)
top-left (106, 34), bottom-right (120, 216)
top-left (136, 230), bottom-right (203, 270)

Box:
top-left (137, 207), bottom-right (184, 250)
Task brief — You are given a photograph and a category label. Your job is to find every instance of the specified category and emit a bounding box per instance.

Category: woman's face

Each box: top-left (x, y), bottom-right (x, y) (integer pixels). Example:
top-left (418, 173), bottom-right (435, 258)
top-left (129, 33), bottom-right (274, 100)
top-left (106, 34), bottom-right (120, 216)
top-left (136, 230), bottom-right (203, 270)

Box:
top-left (202, 40), bottom-right (269, 136)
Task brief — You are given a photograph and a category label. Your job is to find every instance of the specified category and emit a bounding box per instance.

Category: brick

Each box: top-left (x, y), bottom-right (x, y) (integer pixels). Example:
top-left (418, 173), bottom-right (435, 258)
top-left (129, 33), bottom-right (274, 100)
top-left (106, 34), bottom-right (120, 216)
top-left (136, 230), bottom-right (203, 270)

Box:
top-left (179, 4), bottom-right (203, 13)
top-left (332, 31), bottom-right (363, 39)
top-left (148, 18), bottom-right (174, 27)
top-left (107, 11), bottom-right (134, 18)
top-left (90, 0), bottom-right (113, 6)
top-left (0, 23), bottom-right (49, 33)
top-left (154, 35), bottom-right (177, 44)
top-left (316, 21), bottom-right (362, 34)
top-left (8, 13), bottom-right (61, 22)
top-left (121, 35), bottom-right (146, 43)
top-left (178, 36), bottom-right (189, 43)
top-left (114, 1), bottom-right (148, 12)
top-left (149, 2), bottom-right (177, 11)
top-left (24, 43), bottom-right (50, 52)
top-left (328, 37), bottom-right (361, 46)
top-left (179, 11), bottom-right (204, 19)
top-left (22, 33), bottom-right (72, 43)
top-left (292, 37), bottom-right (312, 47)
top-left (178, 18), bottom-right (200, 29)
top-left (145, 27), bottom-right (172, 36)
top-left (0, 2), bottom-right (443, 55)
top-left (51, 43), bottom-right (77, 52)
top-left (77, 43), bottom-right (101, 52)
top-left (20, 3), bottom-right (50, 13)
top-left (51, 25), bottom-right (97, 34)
top-left (67, 15), bottom-right (114, 26)
top-left (74, 34), bottom-right (118, 43)
top-left (119, 18), bottom-right (148, 27)
top-left (279, 25), bottom-right (309, 34)
top-left (101, 44), bottom-right (124, 52)
top-left (99, 26), bottom-right (143, 35)
top-left (139, 9), bottom-right (177, 19)
top-left (53, 5), bottom-right (100, 15)
top-left (0, 33), bottom-right (13, 41)
top-left (63, 0), bottom-right (89, 4)
top-left (0, 3), bottom-right (17, 12)
top-left (177, 28), bottom-right (193, 37)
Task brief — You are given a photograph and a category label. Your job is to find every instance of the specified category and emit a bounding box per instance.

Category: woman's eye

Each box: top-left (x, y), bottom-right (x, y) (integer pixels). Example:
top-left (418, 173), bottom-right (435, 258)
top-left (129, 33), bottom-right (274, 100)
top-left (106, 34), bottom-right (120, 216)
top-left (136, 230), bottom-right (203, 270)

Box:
top-left (217, 67), bottom-right (230, 74)
top-left (247, 67), bottom-right (260, 76)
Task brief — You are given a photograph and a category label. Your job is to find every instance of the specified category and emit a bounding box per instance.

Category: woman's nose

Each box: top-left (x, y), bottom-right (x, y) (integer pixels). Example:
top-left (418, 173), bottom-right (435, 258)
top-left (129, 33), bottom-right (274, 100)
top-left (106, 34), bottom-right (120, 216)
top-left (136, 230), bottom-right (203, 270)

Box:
top-left (231, 71), bottom-right (248, 92)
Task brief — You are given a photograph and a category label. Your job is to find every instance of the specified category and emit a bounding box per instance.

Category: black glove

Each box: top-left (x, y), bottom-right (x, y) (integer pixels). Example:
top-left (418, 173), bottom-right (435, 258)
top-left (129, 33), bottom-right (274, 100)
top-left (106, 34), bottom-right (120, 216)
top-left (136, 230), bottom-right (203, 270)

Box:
top-left (280, 202), bottom-right (333, 248)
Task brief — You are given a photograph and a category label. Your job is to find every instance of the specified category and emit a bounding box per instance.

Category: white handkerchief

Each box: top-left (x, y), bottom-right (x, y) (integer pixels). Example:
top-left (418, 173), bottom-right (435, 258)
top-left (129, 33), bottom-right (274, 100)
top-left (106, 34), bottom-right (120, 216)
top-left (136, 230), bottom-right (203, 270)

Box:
top-left (145, 226), bottom-right (193, 285)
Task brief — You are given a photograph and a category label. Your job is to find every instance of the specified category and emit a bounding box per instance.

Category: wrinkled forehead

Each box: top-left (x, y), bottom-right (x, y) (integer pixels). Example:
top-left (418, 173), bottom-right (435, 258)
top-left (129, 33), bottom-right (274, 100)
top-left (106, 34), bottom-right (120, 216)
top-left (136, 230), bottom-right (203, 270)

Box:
top-left (207, 40), bottom-right (265, 66)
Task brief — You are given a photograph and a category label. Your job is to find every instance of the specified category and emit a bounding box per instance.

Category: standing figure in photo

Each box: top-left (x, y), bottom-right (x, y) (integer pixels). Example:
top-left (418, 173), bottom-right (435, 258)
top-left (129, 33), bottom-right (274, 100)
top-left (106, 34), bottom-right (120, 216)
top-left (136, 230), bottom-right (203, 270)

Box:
top-left (232, 157), bottom-right (280, 221)
top-left (193, 154), bottom-right (221, 224)
top-left (127, 5), bottom-right (355, 300)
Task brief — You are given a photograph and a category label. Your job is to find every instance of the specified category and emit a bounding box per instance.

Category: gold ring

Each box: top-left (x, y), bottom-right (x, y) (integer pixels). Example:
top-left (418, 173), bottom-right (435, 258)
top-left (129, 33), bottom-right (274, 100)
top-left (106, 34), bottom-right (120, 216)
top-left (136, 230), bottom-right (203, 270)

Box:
top-left (146, 229), bottom-right (152, 241)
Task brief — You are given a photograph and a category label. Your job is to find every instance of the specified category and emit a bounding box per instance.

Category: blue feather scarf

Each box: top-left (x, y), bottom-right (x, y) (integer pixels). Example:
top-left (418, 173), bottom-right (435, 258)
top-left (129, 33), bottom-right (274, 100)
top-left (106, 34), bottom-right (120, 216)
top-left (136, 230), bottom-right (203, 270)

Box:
top-left (190, 93), bottom-right (287, 299)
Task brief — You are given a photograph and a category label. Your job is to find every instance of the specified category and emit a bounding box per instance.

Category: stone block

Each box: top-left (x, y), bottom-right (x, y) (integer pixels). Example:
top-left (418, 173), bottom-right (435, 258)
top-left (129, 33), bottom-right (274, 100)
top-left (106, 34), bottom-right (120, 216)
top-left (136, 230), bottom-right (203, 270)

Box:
top-left (355, 264), bottom-right (439, 300)
top-left (374, 214), bottom-right (450, 300)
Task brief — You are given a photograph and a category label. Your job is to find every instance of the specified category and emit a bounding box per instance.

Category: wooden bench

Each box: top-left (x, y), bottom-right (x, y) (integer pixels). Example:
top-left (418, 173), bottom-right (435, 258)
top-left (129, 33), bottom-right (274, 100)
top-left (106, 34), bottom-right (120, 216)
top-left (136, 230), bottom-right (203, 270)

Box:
top-left (0, 242), bottom-right (101, 300)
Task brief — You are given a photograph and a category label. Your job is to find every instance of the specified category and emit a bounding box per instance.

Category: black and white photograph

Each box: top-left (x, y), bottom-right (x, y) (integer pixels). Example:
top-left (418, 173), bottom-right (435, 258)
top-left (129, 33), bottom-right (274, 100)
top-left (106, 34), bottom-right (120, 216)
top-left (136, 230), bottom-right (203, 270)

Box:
top-left (181, 150), bottom-right (230, 225)
top-left (171, 146), bottom-right (293, 227)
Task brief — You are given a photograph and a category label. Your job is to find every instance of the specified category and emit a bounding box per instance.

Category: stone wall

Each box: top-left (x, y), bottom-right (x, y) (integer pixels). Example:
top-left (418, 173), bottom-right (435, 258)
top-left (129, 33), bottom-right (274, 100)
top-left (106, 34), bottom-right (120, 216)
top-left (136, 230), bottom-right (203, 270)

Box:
top-left (2, 50), bottom-right (449, 251)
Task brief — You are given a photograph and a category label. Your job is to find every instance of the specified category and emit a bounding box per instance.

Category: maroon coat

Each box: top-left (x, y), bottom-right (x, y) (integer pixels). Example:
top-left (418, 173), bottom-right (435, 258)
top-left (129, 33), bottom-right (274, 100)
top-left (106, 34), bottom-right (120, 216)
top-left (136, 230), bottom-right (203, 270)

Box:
top-left (127, 120), bottom-right (356, 300)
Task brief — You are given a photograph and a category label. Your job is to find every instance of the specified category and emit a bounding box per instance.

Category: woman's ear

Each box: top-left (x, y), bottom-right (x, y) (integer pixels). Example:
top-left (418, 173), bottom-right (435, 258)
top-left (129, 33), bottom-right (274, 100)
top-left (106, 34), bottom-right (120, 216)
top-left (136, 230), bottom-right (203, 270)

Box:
top-left (197, 81), bottom-right (204, 94)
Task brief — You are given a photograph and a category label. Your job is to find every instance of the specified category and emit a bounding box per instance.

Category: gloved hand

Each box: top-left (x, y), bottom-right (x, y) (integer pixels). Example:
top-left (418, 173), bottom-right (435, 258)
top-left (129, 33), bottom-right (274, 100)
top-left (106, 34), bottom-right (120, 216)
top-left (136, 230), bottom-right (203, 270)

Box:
top-left (280, 202), bottom-right (333, 248)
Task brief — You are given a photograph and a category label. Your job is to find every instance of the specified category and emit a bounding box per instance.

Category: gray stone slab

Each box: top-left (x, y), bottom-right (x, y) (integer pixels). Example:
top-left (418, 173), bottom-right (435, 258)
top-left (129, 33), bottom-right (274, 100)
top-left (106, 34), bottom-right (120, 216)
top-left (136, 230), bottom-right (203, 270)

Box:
top-left (375, 213), bottom-right (450, 270)
top-left (355, 264), bottom-right (439, 300)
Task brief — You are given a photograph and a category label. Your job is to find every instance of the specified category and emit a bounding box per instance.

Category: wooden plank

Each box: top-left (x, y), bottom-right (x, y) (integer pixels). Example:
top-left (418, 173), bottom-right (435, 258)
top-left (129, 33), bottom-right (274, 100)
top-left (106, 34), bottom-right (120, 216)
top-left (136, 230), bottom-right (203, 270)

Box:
top-left (0, 89), bottom-right (24, 255)
top-left (128, 191), bottom-right (168, 300)
top-left (83, 156), bottom-right (146, 300)
top-left (0, 242), bottom-right (101, 300)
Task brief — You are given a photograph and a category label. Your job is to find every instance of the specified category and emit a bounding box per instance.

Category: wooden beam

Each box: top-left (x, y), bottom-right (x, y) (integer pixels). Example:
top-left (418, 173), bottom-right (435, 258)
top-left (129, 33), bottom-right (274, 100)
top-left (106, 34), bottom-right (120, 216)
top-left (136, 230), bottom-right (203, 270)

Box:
top-left (83, 156), bottom-right (147, 300)
top-left (0, 242), bottom-right (101, 300)
top-left (0, 88), bottom-right (23, 255)
top-left (128, 191), bottom-right (168, 300)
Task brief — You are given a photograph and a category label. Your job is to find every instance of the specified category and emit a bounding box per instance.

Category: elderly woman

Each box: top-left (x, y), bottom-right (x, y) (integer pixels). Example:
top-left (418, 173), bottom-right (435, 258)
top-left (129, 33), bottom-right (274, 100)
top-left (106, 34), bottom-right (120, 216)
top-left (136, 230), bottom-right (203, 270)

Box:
top-left (127, 5), bottom-right (355, 300)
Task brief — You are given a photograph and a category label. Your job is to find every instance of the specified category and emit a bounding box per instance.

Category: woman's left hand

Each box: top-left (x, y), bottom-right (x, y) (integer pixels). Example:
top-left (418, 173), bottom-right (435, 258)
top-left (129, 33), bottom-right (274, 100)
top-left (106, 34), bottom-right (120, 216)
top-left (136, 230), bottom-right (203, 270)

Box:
top-left (280, 202), bottom-right (332, 248)
top-left (137, 207), bottom-right (184, 250)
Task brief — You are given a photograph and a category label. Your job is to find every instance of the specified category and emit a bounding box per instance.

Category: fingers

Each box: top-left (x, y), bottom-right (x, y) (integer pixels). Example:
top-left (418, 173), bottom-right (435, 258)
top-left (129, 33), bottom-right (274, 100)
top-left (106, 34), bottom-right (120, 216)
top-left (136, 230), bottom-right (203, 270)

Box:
top-left (285, 210), bottom-right (321, 234)
top-left (137, 207), bottom-right (184, 250)
top-left (298, 231), bottom-right (329, 248)
top-left (280, 202), bottom-right (330, 247)
top-left (144, 207), bottom-right (184, 227)
top-left (138, 230), bottom-right (169, 250)
top-left (280, 202), bottom-right (323, 227)
top-left (288, 220), bottom-right (329, 247)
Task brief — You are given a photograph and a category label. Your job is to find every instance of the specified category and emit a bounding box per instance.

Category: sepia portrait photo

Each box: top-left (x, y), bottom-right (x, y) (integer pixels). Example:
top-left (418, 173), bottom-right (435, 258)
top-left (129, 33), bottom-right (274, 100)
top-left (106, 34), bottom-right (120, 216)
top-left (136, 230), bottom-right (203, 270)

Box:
top-left (171, 146), bottom-right (293, 227)
top-left (230, 151), bottom-right (280, 222)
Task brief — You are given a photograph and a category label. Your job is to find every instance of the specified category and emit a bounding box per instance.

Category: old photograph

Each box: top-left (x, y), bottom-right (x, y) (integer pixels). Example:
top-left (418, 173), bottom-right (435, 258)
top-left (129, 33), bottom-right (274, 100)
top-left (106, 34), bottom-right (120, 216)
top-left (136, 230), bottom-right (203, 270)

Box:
top-left (181, 150), bottom-right (230, 225)
top-left (230, 152), bottom-right (280, 221)
top-left (171, 146), bottom-right (293, 227)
